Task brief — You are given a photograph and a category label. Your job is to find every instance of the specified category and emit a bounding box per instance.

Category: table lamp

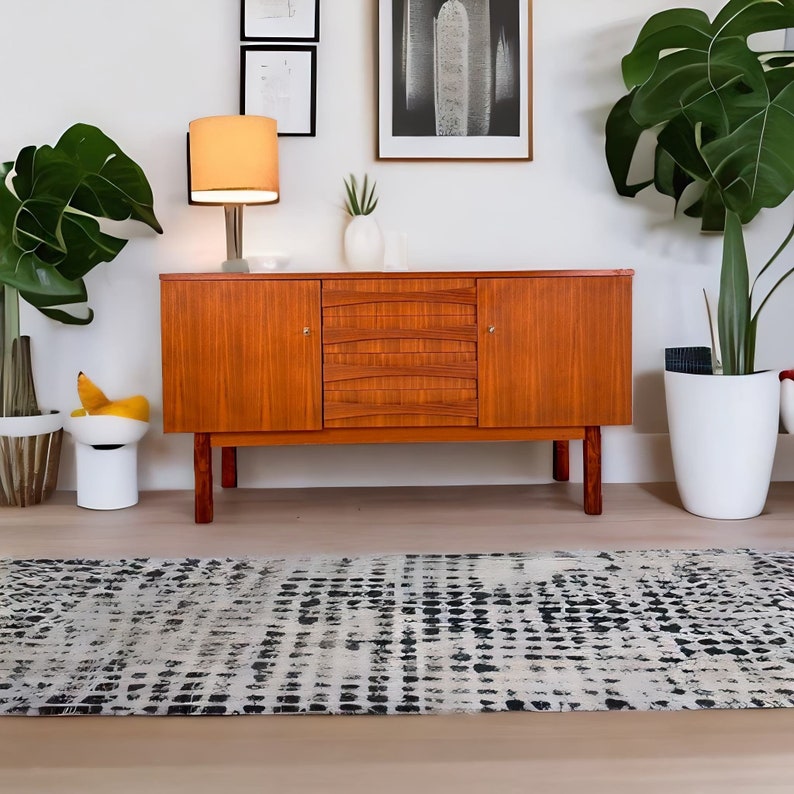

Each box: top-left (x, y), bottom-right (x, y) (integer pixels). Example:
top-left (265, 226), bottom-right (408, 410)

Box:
top-left (188, 115), bottom-right (279, 272)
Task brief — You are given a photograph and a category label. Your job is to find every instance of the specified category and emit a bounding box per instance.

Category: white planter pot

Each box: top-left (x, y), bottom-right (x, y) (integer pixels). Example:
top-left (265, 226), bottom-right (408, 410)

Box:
top-left (0, 411), bottom-right (64, 507)
top-left (0, 410), bottom-right (63, 437)
top-left (344, 215), bottom-right (384, 271)
top-left (664, 370), bottom-right (780, 519)
top-left (65, 415), bottom-right (149, 510)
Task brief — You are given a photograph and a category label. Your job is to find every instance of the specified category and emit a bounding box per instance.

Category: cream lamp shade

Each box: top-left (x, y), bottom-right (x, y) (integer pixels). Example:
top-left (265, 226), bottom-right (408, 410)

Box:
top-left (189, 115), bottom-right (279, 205)
top-left (188, 114), bottom-right (279, 268)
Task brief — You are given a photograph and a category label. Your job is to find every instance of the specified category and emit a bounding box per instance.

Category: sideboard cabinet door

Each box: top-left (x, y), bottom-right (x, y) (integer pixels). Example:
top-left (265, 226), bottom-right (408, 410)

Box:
top-left (478, 276), bottom-right (632, 428)
top-left (161, 279), bottom-right (322, 433)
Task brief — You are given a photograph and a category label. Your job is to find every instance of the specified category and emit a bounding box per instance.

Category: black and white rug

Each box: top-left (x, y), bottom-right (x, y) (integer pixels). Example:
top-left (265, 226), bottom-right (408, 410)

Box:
top-left (1, 550), bottom-right (793, 716)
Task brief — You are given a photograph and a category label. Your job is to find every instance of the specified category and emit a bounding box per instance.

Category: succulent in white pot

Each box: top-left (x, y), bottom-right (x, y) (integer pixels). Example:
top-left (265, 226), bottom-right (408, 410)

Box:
top-left (343, 173), bottom-right (384, 271)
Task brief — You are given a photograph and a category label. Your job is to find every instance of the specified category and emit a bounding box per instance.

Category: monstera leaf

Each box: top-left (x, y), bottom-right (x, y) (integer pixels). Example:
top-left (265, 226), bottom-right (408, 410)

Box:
top-left (605, 0), bottom-right (794, 374)
top-left (0, 124), bottom-right (162, 324)
top-left (699, 81), bottom-right (794, 221)
top-left (53, 123), bottom-right (162, 233)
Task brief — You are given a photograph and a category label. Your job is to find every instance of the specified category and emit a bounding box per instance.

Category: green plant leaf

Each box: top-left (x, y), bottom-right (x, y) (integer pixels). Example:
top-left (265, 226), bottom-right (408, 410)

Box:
top-left (606, 0), bottom-right (794, 373)
top-left (14, 197), bottom-right (67, 253)
top-left (344, 174), bottom-right (361, 216)
top-left (630, 38), bottom-right (766, 130)
top-left (0, 245), bottom-right (89, 302)
top-left (713, 0), bottom-right (794, 38)
top-left (699, 180), bottom-right (728, 231)
top-left (0, 125), bottom-right (162, 324)
top-left (54, 124), bottom-right (162, 233)
top-left (29, 303), bottom-right (94, 326)
top-left (56, 214), bottom-right (128, 280)
top-left (363, 177), bottom-right (378, 215)
top-left (718, 212), bottom-right (751, 374)
top-left (604, 92), bottom-right (654, 197)
top-left (655, 113), bottom-right (711, 180)
top-left (699, 80), bottom-right (794, 222)
top-left (343, 173), bottom-right (378, 216)
top-left (621, 8), bottom-right (712, 87)
top-left (654, 146), bottom-right (695, 208)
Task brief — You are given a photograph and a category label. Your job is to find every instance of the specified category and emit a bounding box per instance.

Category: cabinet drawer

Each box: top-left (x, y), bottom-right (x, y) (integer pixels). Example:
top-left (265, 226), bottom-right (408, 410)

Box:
top-left (322, 279), bottom-right (478, 427)
top-left (322, 278), bottom-right (476, 317)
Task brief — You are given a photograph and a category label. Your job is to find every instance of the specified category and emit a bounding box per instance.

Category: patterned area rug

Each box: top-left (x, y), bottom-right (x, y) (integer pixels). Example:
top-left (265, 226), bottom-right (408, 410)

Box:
top-left (1, 550), bottom-right (793, 716)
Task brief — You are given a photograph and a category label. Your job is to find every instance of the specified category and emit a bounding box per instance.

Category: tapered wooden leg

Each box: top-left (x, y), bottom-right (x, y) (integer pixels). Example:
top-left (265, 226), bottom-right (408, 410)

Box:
top-left (194, 433), bottom-right (214, 524)
top-left (553, 441), bottom-right (570, 482)
top-left (583, 426), bottom-right (602, 515)
top-left (221, 447), bottom-right (238, 488)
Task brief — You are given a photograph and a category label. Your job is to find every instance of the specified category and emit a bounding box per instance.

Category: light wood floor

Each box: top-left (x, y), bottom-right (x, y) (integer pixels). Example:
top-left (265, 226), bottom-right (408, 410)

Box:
top-left (2, 482), bottom-right (794, 793)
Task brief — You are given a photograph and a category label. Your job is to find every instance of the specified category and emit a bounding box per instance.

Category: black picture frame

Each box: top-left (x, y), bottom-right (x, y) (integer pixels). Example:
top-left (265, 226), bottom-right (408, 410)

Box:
top-left (241, 45), bottom-right (317, 137)
top-left (241, 0), bottom-right (320, 42)
top-left (378, 0), bottom-right (533, 160)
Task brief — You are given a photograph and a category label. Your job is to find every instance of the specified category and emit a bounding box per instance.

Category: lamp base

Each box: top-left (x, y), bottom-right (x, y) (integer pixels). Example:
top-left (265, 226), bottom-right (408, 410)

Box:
top-left (221, 258), bottom-right (250, 273)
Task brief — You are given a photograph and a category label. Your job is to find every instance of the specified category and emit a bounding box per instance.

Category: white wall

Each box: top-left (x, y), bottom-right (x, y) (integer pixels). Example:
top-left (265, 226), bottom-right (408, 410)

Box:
top-left (5, 0), bottom-right (794, 491)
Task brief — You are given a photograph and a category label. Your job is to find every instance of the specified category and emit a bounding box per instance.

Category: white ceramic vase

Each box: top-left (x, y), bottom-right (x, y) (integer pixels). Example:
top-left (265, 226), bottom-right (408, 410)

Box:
top-left (664, 369), bottom-right (780, 520)
top-left (344, 215), bottom-right (384, 271)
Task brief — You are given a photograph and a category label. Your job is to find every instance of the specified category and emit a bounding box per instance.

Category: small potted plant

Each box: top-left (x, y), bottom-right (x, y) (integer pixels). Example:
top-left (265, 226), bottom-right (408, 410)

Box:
top-left (0, 123), bottom-right (162, 506)
top-left (342, 173), bottom-right (384, 271)
top-left (604, 0), bottom-right (794, 518)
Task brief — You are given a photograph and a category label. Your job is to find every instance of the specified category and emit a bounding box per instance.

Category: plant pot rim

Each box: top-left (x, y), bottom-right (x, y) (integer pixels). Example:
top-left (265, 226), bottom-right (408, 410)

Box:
top-left (665, 369), bottom-right (780, 379)
top-left (0, 410), bottom-right (63, 438)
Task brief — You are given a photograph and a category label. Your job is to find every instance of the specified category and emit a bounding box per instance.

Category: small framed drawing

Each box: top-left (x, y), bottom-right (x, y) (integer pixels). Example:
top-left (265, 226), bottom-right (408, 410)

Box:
top-left (378, 0), bottom-right (533, 160)
top-left (241, 0), bottom-right (320, 42)
top-left (241, 45), bottom-right (317, 136)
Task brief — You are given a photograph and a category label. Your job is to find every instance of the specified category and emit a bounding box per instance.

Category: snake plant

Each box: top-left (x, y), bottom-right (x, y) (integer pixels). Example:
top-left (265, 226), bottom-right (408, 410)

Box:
top-left (343, 173), bottom-right (378, 216)
top-left (605, 0), bottom-right (794, 375)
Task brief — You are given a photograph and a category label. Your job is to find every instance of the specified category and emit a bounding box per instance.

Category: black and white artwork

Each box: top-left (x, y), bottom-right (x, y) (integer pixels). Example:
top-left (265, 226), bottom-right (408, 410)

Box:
top-left (241, 45), bottom-right (317, 136)
top-left (379, 0), bottom-right (531, 159)
top-left (241, 0), bottom-right (320, 42)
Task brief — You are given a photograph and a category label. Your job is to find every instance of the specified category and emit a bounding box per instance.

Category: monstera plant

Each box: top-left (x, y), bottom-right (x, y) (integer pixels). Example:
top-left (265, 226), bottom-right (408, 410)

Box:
top-left (605, 0), bottom-right (794, 375)
top-left (0, 123), bottom-right (161, 507)
top-left (0, 123), bottom-right (162, 417)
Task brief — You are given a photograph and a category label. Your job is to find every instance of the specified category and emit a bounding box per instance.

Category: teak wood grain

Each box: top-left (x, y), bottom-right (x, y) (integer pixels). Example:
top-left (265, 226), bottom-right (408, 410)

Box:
top-left (324, 363), bottom-right (478, 382)
top-left (477, 276), bottom-right (633, 428)
top-left (322, 326), bottom-right (478, 344)
top-left (325, 352), bottom-right (476, 366)
top-left (325, 377), bottom-right (477, 391)
top-left (159, 270), bottom-right (634, 522)
top-left (161, 280), bottom-right (322, 433)
top-left (324, 400), bottom-right (478, 423)
top-left (211, 426), bottom-right (588, 447)
top-left (322, 279), bottom-right (480, 429)
top-left (324, 338), bottom-right (478, 354)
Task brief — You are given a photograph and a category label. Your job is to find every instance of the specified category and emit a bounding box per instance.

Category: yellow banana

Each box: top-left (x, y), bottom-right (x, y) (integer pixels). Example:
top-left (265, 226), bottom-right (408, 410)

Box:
top-left (77, 372), bottom-right (110, 413)
top-left (91, 395), bottom-right (150, 423)
top-left (75, 373), bottom-right (150, 422)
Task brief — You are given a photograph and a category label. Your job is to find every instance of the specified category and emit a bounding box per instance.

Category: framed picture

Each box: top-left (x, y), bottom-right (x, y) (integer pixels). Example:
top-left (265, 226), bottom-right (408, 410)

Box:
top-left (378, 0), bottom-right (533, 160)
top-left (241, 45), bottom-right (317, 136)
top-left (241, 0), bottom-right (320, 42)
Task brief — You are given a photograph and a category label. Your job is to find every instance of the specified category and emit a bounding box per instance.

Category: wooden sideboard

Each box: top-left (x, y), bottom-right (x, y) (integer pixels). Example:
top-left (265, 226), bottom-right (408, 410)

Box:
top-left (160, 270), bottom-right (633, 523)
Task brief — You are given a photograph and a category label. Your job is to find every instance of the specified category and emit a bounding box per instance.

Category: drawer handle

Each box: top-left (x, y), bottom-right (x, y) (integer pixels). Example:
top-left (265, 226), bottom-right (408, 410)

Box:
top-left (303, 327), bottom-right (311, 336)
top-left (488, 325), bottom-right (496, 334)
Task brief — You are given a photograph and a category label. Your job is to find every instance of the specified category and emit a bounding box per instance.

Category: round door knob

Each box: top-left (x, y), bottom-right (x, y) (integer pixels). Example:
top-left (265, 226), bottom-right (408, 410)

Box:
top-left (303, 327), bottom-right (311, 336)
top-left (488, 325), bottom-right (496, 334)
